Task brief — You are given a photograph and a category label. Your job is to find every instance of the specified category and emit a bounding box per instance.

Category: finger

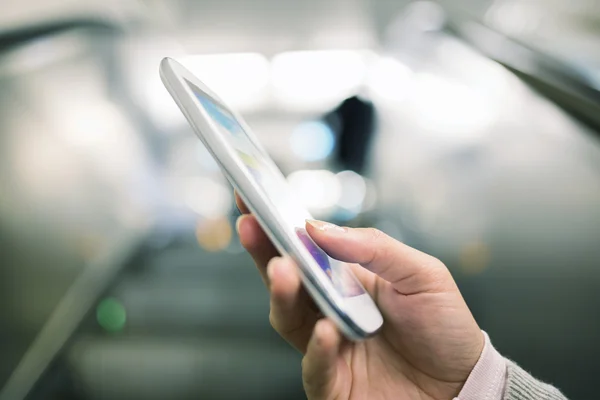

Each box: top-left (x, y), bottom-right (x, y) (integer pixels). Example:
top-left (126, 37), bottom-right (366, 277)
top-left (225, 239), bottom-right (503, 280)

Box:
top-left (267, 257), bottom-right (319, 353)
top-left (306, 220), bottom-right (449, 294)
top-left (302, 319), bottom-right (342, 399)
top-left (234, 190), bottom-right (250, 214)
top-left (237, 214), bottom-right (279, 284)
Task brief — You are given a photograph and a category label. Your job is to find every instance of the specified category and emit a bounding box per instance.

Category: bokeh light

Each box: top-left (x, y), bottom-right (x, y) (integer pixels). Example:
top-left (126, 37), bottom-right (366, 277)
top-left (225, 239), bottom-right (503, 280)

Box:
top-left (180, 53), bottom-right (270, 112)
top-left (459, 241), bottom-right (491, 275)
top-left (271, 50), bottom-right (368, 111)
top-left (409, 73), bottom-right (497, 139)
top-left (289, 121), bottom-right (336, 162)
top-left (184, 177), bottom-right (232, 218)
top-left (196, 218), bottom-right (233, 252)
top-left (366, 57), bottom-right (413, 103)
top-left (336, 170), bottom-right (367, 212)
top-left (287, 170), bottom-right (341, 214)
top-left (96, 298), bottom-right (127, 333)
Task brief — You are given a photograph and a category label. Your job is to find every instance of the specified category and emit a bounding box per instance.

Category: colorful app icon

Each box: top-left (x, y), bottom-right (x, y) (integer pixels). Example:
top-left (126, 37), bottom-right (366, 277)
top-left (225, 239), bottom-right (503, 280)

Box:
top-left (295, 228), bottom-right (332, 276)
top-left (296, 228), bottom-right (364, 297)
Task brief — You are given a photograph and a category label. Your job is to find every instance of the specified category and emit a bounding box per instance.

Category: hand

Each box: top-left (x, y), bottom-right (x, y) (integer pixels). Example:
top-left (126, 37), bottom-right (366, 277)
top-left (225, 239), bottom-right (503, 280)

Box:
top-left (235, 193), bottom-right (484, 400)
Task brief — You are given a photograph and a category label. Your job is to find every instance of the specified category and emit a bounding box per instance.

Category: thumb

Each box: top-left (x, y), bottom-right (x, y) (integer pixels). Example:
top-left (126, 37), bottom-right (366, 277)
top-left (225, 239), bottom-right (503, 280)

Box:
top-left (302, 319), bottom-right (342, 399)
top-left (306, 220), bottom-right (449, 294)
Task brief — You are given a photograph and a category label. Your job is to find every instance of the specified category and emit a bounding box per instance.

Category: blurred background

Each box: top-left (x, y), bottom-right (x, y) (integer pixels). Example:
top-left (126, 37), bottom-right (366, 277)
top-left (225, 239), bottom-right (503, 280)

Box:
top-left (1, 0), bottom-right (599, 399)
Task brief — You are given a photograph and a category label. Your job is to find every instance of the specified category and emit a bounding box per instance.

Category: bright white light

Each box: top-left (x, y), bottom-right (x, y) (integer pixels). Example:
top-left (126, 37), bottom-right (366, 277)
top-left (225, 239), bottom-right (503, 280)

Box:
top-left (409, 73), bottom-right (496, 139)
top-left (180, 53), bottom-right (270, 111)
top-left (287, 170), bottom-right (341, 212)
top-left (271, 50), bottom-right (368, 111)
top-left (290, 121), bottom-right (335, 162)
top-left (485, 1), bottom-right (541, 36)
top-left (184, 177), bottom-right (232, 218)
top-left (366, 57), bottom-right (414, 102)
top-left (336, 170), bottom-right (367, 211)
top-left (47, 99), bottom-right (146, 182)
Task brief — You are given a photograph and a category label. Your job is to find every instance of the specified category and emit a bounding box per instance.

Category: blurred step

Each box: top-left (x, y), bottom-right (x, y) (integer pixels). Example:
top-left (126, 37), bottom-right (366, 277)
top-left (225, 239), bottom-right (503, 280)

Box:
top-left (66, 336), bottom-right (304, 400)
top-left (139, 245), bottom-right (257, 281)
top-left (108, 273), bottom-right (270, 334)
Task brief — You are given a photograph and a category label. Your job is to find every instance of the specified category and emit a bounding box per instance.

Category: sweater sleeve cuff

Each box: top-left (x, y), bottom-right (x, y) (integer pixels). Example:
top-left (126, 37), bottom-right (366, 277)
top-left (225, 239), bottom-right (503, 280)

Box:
top-left (454, 331), bottom-right (507, 400)
top-left (503, 360), bottom-right (566, 400)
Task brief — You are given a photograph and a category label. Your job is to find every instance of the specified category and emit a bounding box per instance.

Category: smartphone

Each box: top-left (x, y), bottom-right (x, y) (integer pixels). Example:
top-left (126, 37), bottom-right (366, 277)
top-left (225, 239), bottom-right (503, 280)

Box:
top-left (159, 57), bottom-right (383, 340)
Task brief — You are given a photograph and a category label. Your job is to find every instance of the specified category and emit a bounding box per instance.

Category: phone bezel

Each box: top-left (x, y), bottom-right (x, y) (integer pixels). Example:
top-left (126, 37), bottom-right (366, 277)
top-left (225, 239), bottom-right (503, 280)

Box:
top-left (159, 57), bottom-right (383, 340)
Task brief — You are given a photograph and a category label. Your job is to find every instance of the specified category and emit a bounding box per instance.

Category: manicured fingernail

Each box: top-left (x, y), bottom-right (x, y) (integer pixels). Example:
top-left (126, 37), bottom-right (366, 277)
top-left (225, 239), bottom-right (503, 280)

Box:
top-left (306, 219), bottom-right (347, 233)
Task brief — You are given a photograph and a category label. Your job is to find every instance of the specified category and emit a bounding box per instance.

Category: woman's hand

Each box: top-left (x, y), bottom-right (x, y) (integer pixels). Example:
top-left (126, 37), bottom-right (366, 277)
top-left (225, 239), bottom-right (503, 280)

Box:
top-left (235, 193), bottom-right (484, 400)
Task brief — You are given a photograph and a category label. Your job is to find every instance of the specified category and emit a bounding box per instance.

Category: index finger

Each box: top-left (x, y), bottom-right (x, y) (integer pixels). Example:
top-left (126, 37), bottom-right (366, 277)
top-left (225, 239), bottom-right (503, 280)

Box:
top-left (234, 190), bottom-right (251, 214)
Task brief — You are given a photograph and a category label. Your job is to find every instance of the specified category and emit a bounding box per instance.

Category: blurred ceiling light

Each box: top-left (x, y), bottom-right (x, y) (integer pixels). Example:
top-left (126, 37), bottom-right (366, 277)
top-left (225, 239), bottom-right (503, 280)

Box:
top-left (184, 177), bottom-right (232, 218)
top-left (179, 53), bottom-right (270, 112)
top-left (287, 170), bottom-right (341, 214)
top-left (53, 102), bottom-right (123, 148)
top-left (271, 50), bottom-right (368, 111)
top-left (47, 98), bottom-right (147, 182)
top-left (409, 73), bottom-right (496, 140)
top-left (435, 39), bottom-right (518, 102)
top-left (14, 128), bottom-right (77, 198)
top-left (309, 29), bottom-right (377, 50)
top-left (366, 57), bottom-right (414, 103)
top-left (336, 170), bottom-right (367, 211)
top-left (290, 121), bottom-right (336, 162)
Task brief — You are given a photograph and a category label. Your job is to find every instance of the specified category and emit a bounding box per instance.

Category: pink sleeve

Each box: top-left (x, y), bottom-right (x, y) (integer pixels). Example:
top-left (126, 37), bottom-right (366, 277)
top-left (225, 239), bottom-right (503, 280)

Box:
top-left (454, 332), bottom-right (507, 400)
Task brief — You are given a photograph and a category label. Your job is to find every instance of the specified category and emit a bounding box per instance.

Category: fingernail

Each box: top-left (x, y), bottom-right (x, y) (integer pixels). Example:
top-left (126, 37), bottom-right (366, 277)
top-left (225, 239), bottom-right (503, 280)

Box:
top-left (235, 215), bottom-right (247, 233)
top-left (306, 219), bottom-right (347, 233)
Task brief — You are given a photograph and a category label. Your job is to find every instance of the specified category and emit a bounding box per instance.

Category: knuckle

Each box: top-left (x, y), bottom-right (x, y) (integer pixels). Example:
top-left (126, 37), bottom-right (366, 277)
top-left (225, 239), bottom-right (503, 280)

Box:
top-left (301, 355), bottom-right (308, 371)
top-left (268, 310), bottom-right (280, 332)
top-left (425, 256), bottom-right (446, 270)
top-left (360, 228), bottom-right (389, 267)
top-left (366, 227), bottom-right (384, 242)
top-left (421, 257), bottom-right (452, 290)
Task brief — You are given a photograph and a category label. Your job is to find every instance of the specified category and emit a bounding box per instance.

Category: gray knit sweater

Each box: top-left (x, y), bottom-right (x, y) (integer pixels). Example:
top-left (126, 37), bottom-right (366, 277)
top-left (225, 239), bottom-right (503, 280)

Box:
top-left (504, 361), bottom-right (567, 400)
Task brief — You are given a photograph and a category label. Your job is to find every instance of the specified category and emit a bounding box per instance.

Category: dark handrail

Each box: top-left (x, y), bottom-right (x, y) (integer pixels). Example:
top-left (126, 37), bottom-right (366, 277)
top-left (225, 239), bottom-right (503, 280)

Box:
top-left (443, 6), bottom-right (600, 133)
top-left (0, 18), bottom-right (121, 53)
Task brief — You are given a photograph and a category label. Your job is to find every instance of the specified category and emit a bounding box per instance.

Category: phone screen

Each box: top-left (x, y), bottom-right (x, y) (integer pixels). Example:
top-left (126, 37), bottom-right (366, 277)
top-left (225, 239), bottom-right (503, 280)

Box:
top-left (186, 79), bottom-right (364, 297)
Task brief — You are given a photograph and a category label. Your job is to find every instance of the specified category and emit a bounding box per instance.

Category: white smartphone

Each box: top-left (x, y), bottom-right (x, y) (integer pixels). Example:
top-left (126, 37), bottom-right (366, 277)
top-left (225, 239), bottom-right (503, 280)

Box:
top-left (159, 57), bottom-right (383, 340)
